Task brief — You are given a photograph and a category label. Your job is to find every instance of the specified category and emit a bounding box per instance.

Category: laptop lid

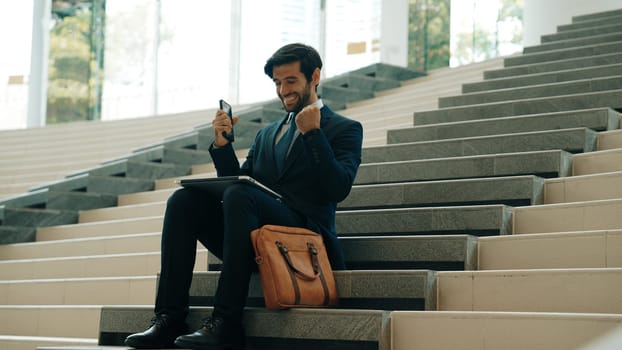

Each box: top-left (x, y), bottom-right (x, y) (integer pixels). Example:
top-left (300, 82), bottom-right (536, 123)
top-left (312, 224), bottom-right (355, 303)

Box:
top-left (177, 175), bottom-right (282, 199)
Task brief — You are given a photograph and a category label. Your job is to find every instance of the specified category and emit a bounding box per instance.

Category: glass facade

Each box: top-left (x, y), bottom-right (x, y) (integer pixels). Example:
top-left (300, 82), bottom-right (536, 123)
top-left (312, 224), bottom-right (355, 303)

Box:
top-left (0, 1), bottom-right (34, 130)
top-left (450, 0), bottom-right (523, 67)
top-left (0, 0), bottom-right (525, 130)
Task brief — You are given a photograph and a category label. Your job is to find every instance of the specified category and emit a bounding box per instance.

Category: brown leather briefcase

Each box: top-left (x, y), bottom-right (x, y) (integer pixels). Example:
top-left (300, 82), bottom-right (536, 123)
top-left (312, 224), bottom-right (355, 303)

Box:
top-left (250, 225), bottom-right (338, 309)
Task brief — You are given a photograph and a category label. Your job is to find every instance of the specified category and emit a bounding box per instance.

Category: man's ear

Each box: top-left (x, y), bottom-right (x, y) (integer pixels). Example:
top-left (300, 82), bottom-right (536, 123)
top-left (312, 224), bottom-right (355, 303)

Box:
top-left (312, 68), bottom-right (321, 87)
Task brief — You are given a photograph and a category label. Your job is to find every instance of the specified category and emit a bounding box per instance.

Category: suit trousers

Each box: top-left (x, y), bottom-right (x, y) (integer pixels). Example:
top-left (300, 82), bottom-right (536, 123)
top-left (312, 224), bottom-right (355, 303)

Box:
top-left (154, 183), bottom-right (306, 323)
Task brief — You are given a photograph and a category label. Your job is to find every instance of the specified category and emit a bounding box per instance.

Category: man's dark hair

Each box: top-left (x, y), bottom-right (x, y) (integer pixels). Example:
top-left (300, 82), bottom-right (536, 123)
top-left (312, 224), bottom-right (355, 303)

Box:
top-left (263, 43), bottom-right (323, 83)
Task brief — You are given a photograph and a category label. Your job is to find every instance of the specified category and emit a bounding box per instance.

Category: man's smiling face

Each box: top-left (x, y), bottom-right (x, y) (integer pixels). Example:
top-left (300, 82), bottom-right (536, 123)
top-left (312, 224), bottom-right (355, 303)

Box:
top-left (272, 61), bottom-right (317, 114)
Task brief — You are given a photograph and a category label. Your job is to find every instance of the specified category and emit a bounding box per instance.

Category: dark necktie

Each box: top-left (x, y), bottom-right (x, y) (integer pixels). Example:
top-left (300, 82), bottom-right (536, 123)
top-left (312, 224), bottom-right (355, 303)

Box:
top-left (275, 113), bottom-right (297, 173)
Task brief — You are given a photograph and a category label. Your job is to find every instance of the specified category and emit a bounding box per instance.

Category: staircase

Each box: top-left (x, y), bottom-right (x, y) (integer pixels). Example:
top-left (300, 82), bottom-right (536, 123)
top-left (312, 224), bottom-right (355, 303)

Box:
top-left (0, 7), bottom-right (621, 350)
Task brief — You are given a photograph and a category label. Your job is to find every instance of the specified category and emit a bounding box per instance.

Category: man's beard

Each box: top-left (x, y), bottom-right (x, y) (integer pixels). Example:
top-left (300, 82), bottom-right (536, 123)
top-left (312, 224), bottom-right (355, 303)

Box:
top-left (282, 83), bottom-right (312, 114)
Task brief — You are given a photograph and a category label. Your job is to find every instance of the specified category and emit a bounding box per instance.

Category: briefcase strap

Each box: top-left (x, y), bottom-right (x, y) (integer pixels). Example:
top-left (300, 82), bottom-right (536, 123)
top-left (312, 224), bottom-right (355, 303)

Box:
top-left (276, 240), bottom-right (331, 306)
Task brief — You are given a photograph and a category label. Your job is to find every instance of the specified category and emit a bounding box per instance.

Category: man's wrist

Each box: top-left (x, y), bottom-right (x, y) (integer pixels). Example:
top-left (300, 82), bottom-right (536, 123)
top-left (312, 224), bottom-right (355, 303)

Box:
top-left (211, 141), bottom-right (229, 149)
top-left (301, 128), bottom-right (321, 136)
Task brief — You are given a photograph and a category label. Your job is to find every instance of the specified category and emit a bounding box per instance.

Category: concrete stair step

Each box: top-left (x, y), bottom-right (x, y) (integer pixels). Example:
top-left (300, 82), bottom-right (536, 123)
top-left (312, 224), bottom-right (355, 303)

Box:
top-left (318, 84), bottom-right (374, 104)
top-left (336, 205), bottom-right (511, 237)
top-left (0, 226), bottom-right (36, 245)
top-left (464, 63), bottom-right (622, 93)
top-left (98, 306), bottom-right (392, 349)
top-left (0, 123), bottom-right (192, 155)
top-left (0, 336), bottom-right (97, 350)
top-left (436, 268), bottom-right (622, 314)
top-left (0, 159), bottom-right (105, 177)
top-left (572, 148), bottom-right (622, 175)
top-left (1, 189), bottom-right (117, 212)
top-left (37, 204), bottom-right (512, 241)
top-left (439, 75), bottom-right (622, 108)
top-left (0, 169), bottom-right (80, 185)
top-left (79, 202), bottom-right (165, 223)
top-left (110, 150), bottom-right (572, 207)
top-left (559, 14), bottom-right (622, 32)
top-left (572, 9), bottom-right (622, 23)
top-left (0, 276), bottom-right (156, 305)
top-left (597, 129), bottom-right (622, 150)
top-left (80, 176), bottom-right (540, 224)
top-left (67, 160), bottom-right (191, 181)
top-left (0, 305), bottom-right (101, 338)
top-left (341, 59), bottom-right (504, 147)
top-left (342, 175), bottom-right (544, 209)
top-left (483, 52), bottom-right (622, 79)
top-left (391, 311), bottom-right (622, 350)
top-left (340, 235), bottom-right (476, 270)
top-left (504, 41), bottom-right (622, 67)
top-left (1, 207), bottom-right (78, 229)
top-left (132, 120), bottom-right (262, 153)
top-left (545, 171), bottom-right (622, 203)
top-left (0, 233), bottom-right (477, 274)
top-left (0, 145), bottom-right (153, 165)
top-left (35, 216), bottom-right (163, 241)
top-left (357, 150), bottom-right (572, 183)
top-left (542, 23), bottom-right (622, 43)
top-left (30, 174), bottom-right (154, 196)
top-left (513, 198), bottom-right (622, 234)
top-left (524, 32), bottom-right (622, 54)
top-left (413, 90), bottom-right (622, 125)
top-left (189, 270), bottom-right (436, 311)
top-left (478, 229), bottom-right (622, 270)
top-left (388, 108), bottom-right (619, 143)
top-left (349, 62), bottom-right (425, 81)
top-left (363, 128), bottom-right (597, 163)
top-left (0, 233), bottom-right (161, 260)
top-left (578, 8), bottom-right (622, 20)
top-left (117, 188), bottom-right (175, 206)
top-left (209, 235), bottom-right (476, 272)
top-left (0, 109), bottom-right (207, 145)
top-left (0, 250), bottom-right (207, 280)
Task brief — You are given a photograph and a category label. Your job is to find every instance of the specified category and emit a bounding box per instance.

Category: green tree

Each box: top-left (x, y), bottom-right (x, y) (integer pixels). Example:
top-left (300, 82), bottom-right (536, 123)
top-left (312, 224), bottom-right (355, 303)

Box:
top-left (47, 0), bottom-right (105, 124)
top-left (408, 0), bottom-right (450, 72)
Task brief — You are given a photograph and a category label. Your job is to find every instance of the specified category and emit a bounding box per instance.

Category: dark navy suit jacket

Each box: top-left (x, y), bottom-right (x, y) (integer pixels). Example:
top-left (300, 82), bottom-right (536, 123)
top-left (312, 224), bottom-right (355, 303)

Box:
top-left (209, 105), bottom-right (363, 270)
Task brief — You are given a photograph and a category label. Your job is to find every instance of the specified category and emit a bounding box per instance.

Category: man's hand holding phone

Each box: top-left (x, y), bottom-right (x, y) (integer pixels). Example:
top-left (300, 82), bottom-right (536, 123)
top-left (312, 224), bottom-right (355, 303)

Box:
top-left (213, 100), bottom-right (238, 147)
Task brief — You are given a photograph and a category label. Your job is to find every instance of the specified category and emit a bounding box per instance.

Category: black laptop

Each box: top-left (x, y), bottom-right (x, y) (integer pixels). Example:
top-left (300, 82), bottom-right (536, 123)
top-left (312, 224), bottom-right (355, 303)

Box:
top-left (176, 175), bottom-right (282, 199)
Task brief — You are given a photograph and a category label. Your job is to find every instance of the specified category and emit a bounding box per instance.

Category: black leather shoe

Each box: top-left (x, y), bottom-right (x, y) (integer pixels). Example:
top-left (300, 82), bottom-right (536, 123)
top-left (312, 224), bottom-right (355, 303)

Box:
top-left (174, 316), bottom-right (245, 350)
top-left (125, 314), bottom-right (188, 349)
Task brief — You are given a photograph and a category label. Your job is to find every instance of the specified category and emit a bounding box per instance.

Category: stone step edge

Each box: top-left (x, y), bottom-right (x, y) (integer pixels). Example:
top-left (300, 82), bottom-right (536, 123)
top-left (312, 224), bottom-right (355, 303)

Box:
top-left (392, 107), bottom-right (619, 134)
top-left (503, 40), bottom-right (622, 67)
top-left (0, 234), bottom-right (472, 264)
top-left (482, 52), bottom-right (622, 78)
top-left (437, 266), bottom-right (622, 276)
top-left (514, 197), bottom-right (622, 211)
top-left (85, 175), bottom-right (540, 219)
top-left (480, 228), bottom-right (622, 242)
top-left (440, 74), bottom-right (622, 105)
top-left (391, 310), bottom-right (622, 348)
top-left (0, 334), bottom-right (97, 345)
top-left (42, 203), bottom-right (512, 232)
top-left (524, 32), bottom-right (622, 54)
top-left (100, 305), bottom-right (392, 344)
top-left (99, 306), bottom-right (622, 342)
top-left (414, 89), bottom-right (622, 117)
top-left (467, 63), bottom-right (622, 89)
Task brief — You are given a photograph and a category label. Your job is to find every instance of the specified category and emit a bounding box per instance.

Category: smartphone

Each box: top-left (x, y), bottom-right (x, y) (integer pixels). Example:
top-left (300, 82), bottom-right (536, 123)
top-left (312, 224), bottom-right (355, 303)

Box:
top-left (219, 99), bottom-right (234, 142)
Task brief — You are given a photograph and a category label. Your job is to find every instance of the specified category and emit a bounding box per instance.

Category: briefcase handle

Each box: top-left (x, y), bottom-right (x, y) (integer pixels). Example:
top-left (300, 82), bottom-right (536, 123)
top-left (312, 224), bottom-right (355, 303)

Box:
top-left (275, 240), bottom-right (321, 281)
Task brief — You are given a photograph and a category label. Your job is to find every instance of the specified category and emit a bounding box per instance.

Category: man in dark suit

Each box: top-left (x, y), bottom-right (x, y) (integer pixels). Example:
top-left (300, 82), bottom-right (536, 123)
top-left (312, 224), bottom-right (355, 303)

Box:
top-left (125, 43), bottom-right (363, 350)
